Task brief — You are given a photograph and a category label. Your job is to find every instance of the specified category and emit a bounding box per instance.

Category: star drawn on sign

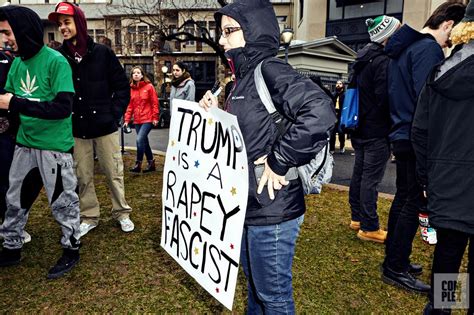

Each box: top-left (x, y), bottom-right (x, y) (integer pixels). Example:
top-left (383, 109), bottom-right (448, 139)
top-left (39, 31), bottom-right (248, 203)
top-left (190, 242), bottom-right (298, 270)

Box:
top-left (173, 156), bottom-right (176, 161)
top-left (216, 288), bottom-right (220, 293)
top-left (230, 187), bottom-right (237, 196)
top-left (194, 160), bottom-right (200, 168)
top-left (207, 118), bottom-right (214, 125)
top-left (170, 140), bottom-right (176, 147)
top-left (194, 247), bottom-right (199, 255)
top-left (230, 243), bottom-right (234, 250)
top-left (193, 212), bottom-right (197, 217)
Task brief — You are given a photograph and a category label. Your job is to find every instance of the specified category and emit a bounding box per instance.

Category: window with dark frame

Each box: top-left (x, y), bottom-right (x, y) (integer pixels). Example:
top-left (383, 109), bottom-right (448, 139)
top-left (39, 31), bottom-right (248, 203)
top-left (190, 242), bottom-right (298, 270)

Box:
top-left (328, 0), bottom-right (403, 21)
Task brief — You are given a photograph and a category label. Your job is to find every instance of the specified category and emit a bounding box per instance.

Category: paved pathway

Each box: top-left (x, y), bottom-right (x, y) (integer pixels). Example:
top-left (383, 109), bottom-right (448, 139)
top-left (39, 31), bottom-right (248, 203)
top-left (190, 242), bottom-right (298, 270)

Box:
top-left (123, 128), bottom-right (396, 195)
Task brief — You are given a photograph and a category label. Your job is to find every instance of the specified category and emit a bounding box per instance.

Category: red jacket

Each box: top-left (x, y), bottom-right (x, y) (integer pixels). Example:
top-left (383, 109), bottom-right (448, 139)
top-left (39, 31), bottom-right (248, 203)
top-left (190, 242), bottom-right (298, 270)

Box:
top-left (125, 81), bottom-right (159, 124)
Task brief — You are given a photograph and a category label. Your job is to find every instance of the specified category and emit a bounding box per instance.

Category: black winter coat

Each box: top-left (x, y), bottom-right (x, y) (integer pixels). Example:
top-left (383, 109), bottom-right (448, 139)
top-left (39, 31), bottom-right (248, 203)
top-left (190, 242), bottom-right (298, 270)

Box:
top-left (215, 0), bottom-right (336, 226)
top-left (412, 47), bottom-right (474, 234)
top-left (351, 42), bottom-right (391, 139)
top-left (0, 50), bottom-right (17, 137)
top-left (59, 37), bottom-right (130, 139)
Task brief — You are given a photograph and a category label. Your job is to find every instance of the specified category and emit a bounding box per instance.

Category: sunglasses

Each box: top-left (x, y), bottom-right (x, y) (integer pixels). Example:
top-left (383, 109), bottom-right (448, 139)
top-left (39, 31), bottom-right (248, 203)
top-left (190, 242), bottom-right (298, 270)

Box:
top-left (221, 26), bottom-right (242, 38)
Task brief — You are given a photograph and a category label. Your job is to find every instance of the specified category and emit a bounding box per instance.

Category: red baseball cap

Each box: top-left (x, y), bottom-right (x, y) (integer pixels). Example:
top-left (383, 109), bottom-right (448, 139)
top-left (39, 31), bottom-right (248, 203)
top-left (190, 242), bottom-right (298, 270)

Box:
top-left (48, 2), bottom-right (75, 23)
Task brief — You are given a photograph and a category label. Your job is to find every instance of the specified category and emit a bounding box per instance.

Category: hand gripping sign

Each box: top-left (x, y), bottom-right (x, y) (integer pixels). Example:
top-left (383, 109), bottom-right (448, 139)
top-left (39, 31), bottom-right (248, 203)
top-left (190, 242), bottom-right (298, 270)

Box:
top-left (161, 99), bottom-right (248, 310)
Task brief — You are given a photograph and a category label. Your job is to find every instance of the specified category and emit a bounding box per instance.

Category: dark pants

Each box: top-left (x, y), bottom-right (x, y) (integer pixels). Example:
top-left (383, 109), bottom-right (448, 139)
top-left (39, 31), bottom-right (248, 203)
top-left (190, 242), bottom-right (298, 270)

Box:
top-left (330, 109), bottom-right (345, 151)
top-left (384, 146), bottom-right (426, 272)
top-left (349, 137), bottom-right (390, 231)
top-left (429, 228), bottom-right (474, 313)
top-left (134, 123), bottom-right (154, 162)
top-left (0, 134), bottom-right (15, 222)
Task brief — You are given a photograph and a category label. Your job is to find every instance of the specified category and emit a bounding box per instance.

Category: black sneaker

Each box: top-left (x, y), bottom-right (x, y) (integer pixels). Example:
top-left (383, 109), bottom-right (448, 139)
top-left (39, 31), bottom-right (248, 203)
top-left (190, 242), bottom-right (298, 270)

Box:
top-left (0, 248), bottom-right (21, 267)
top-left (47, 248), bottom-right (80, 279)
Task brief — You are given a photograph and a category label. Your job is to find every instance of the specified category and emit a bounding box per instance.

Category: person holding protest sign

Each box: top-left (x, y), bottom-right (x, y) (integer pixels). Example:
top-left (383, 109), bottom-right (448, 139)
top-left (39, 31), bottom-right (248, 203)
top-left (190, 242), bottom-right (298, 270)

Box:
top-left (48, 2), bottom-right (133, 237)
top-left (199, 0), bottom-right (336, 312)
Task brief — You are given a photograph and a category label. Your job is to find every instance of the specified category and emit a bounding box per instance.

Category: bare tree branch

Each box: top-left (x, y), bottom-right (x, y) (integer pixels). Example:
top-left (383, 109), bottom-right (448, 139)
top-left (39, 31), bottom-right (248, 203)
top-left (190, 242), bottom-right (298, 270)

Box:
top-left (105, 0), bottom-right (227, 64)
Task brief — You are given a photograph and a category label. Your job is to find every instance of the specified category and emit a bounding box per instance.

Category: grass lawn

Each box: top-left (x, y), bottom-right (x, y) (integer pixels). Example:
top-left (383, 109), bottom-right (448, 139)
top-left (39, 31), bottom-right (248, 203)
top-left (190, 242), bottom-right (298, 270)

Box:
top-left (0, 154), bottom-right (440, 313)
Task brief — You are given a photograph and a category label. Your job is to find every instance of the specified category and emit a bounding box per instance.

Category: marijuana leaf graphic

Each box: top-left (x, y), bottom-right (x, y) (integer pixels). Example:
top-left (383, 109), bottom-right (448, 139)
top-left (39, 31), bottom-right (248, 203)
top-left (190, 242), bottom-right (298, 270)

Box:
top-left (20, 70), bottom-right (39, 96)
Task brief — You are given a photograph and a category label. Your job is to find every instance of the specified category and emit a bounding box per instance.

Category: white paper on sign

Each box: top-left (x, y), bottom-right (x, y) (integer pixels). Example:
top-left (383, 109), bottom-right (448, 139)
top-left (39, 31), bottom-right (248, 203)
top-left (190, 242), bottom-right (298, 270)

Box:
top-left (161, 99), bottom-right (249, 310)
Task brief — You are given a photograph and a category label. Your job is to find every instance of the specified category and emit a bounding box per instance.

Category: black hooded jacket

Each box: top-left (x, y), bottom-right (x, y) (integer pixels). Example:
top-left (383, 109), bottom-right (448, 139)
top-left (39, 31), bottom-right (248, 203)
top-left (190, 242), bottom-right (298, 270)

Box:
top-left (58, 37), bottom-right (130, 139)
top-left (0, 50), bottom-right (17, 137)
top-left (412, 45), bottom-right (474, 234)
top-left (215, 0), bottom-right (336, 225)
top-left (351, 42), bottom-right (390, 139)
top-left (385, 24), bottom-right (444, 145)
top-left (0, 6), bottom-right (74, 124)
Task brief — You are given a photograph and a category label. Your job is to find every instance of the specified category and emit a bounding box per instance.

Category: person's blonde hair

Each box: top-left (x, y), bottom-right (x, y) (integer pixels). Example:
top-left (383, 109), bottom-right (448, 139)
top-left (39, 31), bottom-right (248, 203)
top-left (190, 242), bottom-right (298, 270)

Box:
top-left (450, 21), bottom-right (474, 45)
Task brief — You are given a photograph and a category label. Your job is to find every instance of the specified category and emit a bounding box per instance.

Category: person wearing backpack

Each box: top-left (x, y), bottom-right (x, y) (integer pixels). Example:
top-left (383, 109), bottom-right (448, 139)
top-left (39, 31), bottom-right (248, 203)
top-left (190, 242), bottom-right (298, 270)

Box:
top-left (199, 1), bottom-right (335, 312)
top-left (348, 15), bottom-right (399, 244)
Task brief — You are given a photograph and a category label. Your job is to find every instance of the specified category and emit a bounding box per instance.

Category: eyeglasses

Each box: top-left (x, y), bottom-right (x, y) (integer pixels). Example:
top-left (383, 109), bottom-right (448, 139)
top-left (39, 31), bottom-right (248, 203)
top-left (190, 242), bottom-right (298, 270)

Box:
top-left (221, 27), bottom-right (242, 38)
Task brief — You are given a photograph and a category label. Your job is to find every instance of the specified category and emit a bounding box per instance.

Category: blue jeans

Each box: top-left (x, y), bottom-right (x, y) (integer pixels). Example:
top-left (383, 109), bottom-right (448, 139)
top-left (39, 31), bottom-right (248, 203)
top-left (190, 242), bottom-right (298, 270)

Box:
top-left (134, 123), bottom-right (153, 162)
top-left (349, 137), bottom-right (390, 231)
top-left (240, 214), bottom-right (304, 314)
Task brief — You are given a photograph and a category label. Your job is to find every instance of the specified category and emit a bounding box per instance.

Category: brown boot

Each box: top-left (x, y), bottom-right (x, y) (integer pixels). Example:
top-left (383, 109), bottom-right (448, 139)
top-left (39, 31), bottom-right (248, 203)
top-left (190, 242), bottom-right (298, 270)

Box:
top-left (142, 159), bottom-right (156, 173)
top-left (130, 161), bottom-right (142, 173)
top-left (349, 220), bottom-right (360, 231)
top-left (357, 229), bottom-right (387, 244)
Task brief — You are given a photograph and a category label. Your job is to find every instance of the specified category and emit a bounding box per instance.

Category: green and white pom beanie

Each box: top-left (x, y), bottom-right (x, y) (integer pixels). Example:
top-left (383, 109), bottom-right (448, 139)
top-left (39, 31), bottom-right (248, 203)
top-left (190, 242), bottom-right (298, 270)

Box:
top-left (366, 15), bottom-right (401, 43)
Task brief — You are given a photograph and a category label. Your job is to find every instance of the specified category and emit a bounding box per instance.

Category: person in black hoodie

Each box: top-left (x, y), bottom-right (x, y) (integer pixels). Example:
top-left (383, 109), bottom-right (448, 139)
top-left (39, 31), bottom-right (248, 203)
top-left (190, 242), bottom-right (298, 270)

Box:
top-left (200, 0), bottom-right (335, 312)
top-left (348, 15), bottom-right (399, 244)
top-left (0, 47), bottom-right (42, 244)
top-left (0, 5), bottom-right (81, 279)
top-left (48, 2), bottom-right (133, 237)
top-left (412, 3), bottom-right (474, 312)
top-left (382, 2), bottom-right (465, 294)
top-left (0, 48), bottom-right (15, 223)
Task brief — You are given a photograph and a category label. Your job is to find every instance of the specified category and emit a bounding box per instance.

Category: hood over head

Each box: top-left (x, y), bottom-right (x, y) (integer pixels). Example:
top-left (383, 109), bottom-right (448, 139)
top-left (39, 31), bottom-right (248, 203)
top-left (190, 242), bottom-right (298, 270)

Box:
top-left (215, 0), bottom-right (280, 76)
top-left (49, 2), bottom-right (88, 62)
top-left (428, 50), bottom-right (474, 101)
top-left (353, 42), bottom-right (385, 73)
top-left (0, 5), bottom-right (44, 60)
top-left (384, 24), bottom-right (431, 59)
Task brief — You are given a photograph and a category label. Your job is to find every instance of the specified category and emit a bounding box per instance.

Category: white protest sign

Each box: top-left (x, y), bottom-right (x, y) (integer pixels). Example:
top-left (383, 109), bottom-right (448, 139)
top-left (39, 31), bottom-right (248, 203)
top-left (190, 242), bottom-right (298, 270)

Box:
top-left (161, 99), bottom-right (248, 310)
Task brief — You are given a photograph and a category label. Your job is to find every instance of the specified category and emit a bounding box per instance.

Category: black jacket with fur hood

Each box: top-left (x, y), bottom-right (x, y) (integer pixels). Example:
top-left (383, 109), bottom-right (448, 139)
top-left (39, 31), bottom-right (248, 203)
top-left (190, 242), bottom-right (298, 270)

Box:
top-left (412, 43), bottom-right (474, 234)
top-left (215, 0), bottom-right (336, 225)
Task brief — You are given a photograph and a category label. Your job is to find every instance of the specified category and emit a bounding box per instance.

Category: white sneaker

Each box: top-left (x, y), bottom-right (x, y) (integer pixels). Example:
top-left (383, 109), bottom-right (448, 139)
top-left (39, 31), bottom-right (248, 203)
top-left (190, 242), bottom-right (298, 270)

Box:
top-left (119, 217), bottom-right (134, 233)
top-left (79, 222), bottom-right (98, 237)
top-left (23, 231), bottom-right (31, 244)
